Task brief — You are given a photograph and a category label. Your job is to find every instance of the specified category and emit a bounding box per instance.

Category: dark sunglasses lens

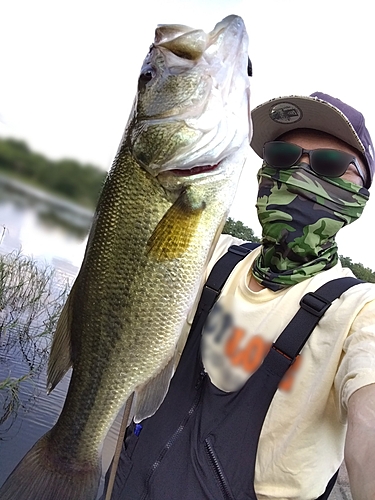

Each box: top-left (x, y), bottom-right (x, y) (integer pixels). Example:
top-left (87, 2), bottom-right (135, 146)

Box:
top-left (311, 150), bottom-right (349, 177)
top-left (264, 142), bottom-right (302, 168)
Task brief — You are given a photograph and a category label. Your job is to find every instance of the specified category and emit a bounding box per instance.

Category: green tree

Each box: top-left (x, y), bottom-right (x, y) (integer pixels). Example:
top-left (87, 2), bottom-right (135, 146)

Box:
top-left (339, 255), bottom-right (375, 283)
top-left (0, 137), bottom-right (106, 209)
top-left (223, 217), bottom-right (261, 242)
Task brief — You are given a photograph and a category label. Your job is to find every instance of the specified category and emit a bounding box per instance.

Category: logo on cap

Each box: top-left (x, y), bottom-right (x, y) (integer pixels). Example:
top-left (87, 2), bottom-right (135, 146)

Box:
top-left (269, 102), bottom-right (302, 124)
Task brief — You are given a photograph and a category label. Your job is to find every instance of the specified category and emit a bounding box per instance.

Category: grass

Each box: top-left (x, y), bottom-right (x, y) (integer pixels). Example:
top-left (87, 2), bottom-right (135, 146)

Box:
top-left (0, 251), bottom-right (71, 427)
top-left (0, 374), bottom-right (30, 427)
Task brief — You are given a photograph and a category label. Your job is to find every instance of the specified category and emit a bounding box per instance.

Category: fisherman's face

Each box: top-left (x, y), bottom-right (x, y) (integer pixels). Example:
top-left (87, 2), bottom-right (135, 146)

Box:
top-left (278, 129), bottom-right (367, 187)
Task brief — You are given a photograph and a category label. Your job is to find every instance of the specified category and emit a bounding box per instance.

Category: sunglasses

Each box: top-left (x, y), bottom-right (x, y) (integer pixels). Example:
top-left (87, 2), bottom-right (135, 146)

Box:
top-left (263, 141), bottom-right (366, 186)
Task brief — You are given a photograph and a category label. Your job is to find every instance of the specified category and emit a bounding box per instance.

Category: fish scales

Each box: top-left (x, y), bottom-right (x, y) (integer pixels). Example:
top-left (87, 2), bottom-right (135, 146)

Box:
top-left (48, 154), bottom-right (173, 455)
top-left (51, 155), bottom-right (223, 458)
top-left (0, 14), bottom-right (251, 500)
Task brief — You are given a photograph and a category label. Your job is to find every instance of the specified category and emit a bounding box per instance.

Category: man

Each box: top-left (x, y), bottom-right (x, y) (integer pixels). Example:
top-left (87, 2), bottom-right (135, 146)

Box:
top-left (102, 93), bottom-right (375, 500)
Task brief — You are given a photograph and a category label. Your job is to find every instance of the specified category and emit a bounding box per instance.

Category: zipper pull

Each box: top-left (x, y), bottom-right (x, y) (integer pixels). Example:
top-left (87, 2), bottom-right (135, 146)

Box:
top-left (195, 368), bottom-right (207, 389)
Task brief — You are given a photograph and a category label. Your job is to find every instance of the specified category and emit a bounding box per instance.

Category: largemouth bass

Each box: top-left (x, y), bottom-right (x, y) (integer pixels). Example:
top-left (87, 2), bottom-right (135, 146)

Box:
top-left (0, 14), bottom-right (251, 500)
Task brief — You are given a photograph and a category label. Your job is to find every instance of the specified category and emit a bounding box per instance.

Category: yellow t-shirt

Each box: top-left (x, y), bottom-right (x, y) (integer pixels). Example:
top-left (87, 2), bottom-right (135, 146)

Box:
top-left (187, 234), bottom-right (375, 499)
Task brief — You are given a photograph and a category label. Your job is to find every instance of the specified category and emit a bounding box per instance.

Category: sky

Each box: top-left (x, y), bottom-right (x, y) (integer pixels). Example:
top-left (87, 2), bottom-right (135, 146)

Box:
top-left (1, 0), bottom-right (374, 268)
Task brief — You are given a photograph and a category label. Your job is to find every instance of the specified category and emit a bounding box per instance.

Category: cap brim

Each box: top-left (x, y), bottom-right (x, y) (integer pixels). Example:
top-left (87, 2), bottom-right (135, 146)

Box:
top-left (250, 95), bottom-right (366, 159)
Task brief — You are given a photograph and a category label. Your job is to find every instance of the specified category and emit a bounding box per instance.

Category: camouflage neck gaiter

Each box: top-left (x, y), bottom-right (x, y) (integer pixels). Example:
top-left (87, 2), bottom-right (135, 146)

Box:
top-left (252, 162), bottom-right (369, 291)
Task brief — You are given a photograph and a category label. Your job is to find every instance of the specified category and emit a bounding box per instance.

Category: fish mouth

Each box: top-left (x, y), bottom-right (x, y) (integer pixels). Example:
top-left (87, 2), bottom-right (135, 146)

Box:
top-left (157, 161), bottom-right (225, 190)
top-left (169, 163), bottom-right (220, 177)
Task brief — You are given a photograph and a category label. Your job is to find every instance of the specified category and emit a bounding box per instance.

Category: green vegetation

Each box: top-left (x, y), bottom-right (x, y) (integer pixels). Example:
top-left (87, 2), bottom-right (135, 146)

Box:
top-left (0, 374), bottom-right (29, 427)
top-left (0, 251), bottom-right (71, 427)
top-left (339, 255), bottom-right (375, 283)
top-left (0, 137), bottom-right (106, 209)
top-left (223, 217), bottom-right (375, 282)
top-left (0, 251), bottom-right (70, 340)
top-left (223, 217), bottom-right (261, 242)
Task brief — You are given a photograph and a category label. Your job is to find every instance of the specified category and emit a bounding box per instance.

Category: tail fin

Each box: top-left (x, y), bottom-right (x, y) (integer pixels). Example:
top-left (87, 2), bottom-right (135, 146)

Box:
top-left (0, 432), bottom-right (101, 500)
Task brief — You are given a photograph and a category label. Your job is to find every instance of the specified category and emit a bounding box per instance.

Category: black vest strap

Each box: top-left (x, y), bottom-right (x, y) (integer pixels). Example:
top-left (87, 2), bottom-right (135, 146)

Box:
top-left (274, 276), bottom-right (364, 360)
top-left (189, 243), bottom-right (260, 336)
top-left (206, 243), bottom-right (260, 290)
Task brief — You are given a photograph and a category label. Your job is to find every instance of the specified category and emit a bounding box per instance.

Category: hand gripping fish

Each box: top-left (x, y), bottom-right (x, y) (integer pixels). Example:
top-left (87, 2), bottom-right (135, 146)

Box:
top-left (0, 15), bottom-right (251, 500)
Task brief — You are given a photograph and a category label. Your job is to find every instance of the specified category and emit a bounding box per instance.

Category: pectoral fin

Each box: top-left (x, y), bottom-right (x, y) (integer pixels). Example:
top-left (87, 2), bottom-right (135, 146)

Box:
top-left (147, 189), bottom-right (205, 260)
top-left (47, 280), bottom-right (76, 393)
top-left (133, 356), bottom-right (175, 423)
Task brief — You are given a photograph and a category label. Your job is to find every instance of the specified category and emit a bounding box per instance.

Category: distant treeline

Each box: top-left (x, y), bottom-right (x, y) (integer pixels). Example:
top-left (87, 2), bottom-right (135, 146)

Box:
top-left (223, 218), bottom-right (375, 282)
top-left (1, 138), bottom-right (374, 282)
top-left (0, 138), bottom-right (106, 209)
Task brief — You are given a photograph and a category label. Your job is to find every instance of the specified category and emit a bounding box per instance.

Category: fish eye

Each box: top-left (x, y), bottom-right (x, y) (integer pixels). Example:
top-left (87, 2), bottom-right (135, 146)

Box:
top-left (139, 71), bottom-right (154, 83)
top-left (138, 67), bottom-right (155, 89)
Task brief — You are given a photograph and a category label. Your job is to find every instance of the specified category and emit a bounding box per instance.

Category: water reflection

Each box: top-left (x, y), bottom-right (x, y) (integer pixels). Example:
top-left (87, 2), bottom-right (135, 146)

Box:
top-left (0, 177), bottom-right (121, 497)
top-left (0, 255), bottom-right (72, 490)
top-left (0, 177), bottom-right (83, 486)
top-left (0, 173), bottom-right (90, 268)
top-left (0, 249), bottom-right (70, 429)
top-left (0, 174), bottom-right (85, 433)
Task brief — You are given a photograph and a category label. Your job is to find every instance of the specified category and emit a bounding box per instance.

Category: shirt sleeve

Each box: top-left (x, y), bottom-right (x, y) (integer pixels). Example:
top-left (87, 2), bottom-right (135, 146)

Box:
top-left (335, 297), bottom-right (375, 422)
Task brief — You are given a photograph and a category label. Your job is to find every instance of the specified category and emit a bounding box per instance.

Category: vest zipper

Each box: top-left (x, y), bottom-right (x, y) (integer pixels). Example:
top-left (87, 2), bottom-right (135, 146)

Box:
top-left (205, 438), bottom-right (235, 500)
top-left (142, 373), bottom-right (206, 499)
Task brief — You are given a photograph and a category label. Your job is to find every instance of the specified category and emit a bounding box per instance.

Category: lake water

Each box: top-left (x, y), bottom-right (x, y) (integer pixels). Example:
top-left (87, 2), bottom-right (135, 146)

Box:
top-left (0, 173), bottom-right (90, 270)
top-left (0, 177), bottom-right (122, 498)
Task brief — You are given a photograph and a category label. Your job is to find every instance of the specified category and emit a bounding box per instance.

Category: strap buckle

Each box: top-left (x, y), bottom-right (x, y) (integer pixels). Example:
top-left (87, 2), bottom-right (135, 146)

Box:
top-left (228, 245), bottom-right (252, 257)
top-left (300, 292), bottom-right (331, 317)
top-left (271, 344), bottom-right (293, 361)
top-left (200, 285), bottom-right (220, 312)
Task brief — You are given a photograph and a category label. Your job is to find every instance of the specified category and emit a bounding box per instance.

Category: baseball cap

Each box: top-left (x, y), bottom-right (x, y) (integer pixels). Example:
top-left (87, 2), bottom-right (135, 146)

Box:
top-left (250, 92), bottom-right (374, 188)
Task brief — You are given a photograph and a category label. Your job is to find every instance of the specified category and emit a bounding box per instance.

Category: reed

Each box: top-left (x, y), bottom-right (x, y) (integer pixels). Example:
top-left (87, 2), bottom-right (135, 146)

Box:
top-left (0, 251), bottom-right (71, 426)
